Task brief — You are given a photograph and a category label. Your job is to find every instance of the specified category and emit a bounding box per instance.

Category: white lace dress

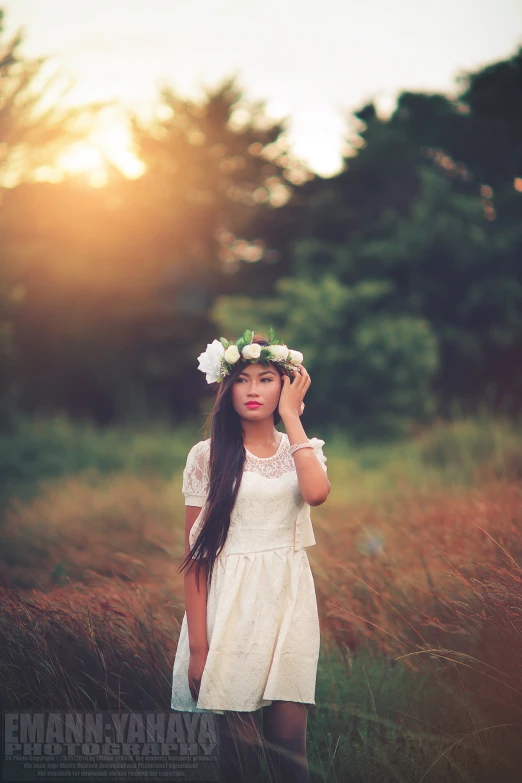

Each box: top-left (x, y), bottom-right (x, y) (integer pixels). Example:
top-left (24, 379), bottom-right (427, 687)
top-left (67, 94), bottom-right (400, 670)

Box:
top-left (170, 431), bottom-right (327, 714)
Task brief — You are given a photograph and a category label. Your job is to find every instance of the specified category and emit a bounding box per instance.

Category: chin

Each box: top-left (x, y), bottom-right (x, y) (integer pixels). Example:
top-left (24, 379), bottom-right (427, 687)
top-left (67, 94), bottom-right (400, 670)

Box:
top-left (243, 407), bottom-right (271, 417)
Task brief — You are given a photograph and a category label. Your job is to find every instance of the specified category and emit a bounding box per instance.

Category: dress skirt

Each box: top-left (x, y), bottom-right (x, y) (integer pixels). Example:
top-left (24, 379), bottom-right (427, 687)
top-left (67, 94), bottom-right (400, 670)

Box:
top-left (171, 544), bottom-right (320, 714)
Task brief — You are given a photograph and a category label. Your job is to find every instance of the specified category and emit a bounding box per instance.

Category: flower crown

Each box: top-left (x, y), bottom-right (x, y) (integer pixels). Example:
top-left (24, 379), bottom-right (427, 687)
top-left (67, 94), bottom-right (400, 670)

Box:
top-left (197, 326), bottom-right (303, 384)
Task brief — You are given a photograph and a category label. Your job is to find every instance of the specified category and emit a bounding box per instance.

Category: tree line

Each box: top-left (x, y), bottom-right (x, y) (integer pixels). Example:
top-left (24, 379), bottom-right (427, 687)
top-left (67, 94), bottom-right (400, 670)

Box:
top-left (0, 7), bottom-right (521, 439)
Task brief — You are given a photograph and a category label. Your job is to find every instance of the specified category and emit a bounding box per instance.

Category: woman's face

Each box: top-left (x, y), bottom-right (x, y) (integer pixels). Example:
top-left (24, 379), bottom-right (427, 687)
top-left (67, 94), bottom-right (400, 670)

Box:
top-left (230, 362), bottom-right (283, 421)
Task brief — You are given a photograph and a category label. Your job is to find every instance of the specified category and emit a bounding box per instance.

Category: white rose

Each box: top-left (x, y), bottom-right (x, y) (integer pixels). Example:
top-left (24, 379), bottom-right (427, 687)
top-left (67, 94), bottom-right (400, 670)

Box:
top-left (241, 343), bottom-right (262, 361)
top-left (289, 349), bottom-right (303, 365)
top-left (224, 344), bottom-right (240, 364)
top-left (269, 344), bottom-right (289, 361)
top-left (197, 339), bottom-right (225, 383)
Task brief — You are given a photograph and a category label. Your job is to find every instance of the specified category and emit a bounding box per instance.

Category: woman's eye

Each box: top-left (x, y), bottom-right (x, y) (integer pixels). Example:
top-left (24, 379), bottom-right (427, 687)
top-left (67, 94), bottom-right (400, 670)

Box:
top-left (236, 378), bottom-right (272, 383)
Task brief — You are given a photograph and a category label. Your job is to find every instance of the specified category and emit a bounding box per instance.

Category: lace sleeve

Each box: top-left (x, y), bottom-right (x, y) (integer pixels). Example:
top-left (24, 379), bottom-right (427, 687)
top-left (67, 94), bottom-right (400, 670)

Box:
top-left (308, 437), bottom-right (328, 473)
top-left (182, 441), bottom-right (210, 506)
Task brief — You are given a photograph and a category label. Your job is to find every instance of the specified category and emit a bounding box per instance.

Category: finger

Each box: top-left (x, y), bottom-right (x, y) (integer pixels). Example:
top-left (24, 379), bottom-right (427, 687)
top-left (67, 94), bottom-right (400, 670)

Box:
top-left (294, 364), bottom-right (305, 385)
top-left (299, 374), bottom-right (310, 395)
top-left (301, 365), bottom-right (312, 391)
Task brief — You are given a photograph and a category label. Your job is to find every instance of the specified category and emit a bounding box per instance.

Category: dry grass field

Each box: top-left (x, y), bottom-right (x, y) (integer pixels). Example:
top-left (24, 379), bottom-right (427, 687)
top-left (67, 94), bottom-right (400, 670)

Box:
top-left (1, 415), bottom-right (521, 782)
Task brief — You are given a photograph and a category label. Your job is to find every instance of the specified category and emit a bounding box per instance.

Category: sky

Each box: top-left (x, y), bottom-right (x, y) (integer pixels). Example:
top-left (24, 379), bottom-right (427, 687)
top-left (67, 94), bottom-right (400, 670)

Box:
top-left (4, 0), bottom-right (522, 177)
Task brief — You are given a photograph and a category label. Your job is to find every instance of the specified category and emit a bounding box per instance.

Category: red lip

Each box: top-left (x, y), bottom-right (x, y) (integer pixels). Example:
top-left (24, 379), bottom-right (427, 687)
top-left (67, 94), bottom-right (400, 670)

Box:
top-left (245, 402), bottom-right (262, 408)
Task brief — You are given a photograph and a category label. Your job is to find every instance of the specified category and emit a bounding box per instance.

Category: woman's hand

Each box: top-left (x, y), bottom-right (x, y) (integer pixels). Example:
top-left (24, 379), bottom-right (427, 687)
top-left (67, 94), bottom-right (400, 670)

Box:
top-left (278, 364), bottom-right (310, 420)
top-left (188, 647), bottom-right (208, 701)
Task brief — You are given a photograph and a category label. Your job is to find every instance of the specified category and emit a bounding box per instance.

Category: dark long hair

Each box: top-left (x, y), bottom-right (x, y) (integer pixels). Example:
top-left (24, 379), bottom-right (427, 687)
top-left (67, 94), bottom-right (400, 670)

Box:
top-left (177, 332), bottom-right (290, 593)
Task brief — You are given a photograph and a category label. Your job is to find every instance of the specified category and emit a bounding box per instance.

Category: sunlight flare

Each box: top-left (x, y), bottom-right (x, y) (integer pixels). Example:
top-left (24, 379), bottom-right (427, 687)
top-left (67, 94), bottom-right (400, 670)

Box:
top-left (55, 116), bottom-right (146, 185)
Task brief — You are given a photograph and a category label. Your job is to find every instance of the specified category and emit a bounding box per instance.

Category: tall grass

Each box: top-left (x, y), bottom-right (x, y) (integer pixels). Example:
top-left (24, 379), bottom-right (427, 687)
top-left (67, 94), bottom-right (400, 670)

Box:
top-left (0, 413), bottom-right (521, 781)
top-left (0, 411), bottom-right (201, 509)
top-left (308, 477), bottom-right (522, 781)
top-left (0, 581), bottom-right (176, 711)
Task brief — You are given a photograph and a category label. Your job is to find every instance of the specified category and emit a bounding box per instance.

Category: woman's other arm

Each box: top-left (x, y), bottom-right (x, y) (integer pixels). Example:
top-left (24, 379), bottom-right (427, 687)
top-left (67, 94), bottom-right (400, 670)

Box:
top-left (184, 505), bottom-right (208, 699)
top-left (184, 505), bottom-right (208, 651)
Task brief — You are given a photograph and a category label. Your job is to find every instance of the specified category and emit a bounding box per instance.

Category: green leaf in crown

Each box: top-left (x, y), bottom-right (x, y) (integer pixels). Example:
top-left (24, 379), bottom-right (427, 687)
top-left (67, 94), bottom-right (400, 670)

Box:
top-left (196, 324), bottom-right (302, 384)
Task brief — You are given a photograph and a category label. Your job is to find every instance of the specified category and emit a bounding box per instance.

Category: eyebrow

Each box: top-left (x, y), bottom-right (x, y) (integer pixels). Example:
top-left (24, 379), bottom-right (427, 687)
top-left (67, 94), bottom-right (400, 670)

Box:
top-left (238, 370), bottom-right (276, 377)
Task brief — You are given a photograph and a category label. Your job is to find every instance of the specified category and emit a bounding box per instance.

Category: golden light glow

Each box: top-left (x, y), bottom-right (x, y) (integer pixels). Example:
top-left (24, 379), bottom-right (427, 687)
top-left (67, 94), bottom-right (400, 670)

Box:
top-left (55, 115), bottom-right (146, 186)
top-left (90, 120), bottom-right (146, 180)
top-left (58, 144), bottom-right (104, 173)
top-left (56, 144), bottom-right (108, 187)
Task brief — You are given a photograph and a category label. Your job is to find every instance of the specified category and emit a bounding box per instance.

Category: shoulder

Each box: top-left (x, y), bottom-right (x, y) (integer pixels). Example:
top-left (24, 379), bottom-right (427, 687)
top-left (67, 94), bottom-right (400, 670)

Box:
top-left (189, 438), bottom-right (211, 452)
top-left (185, 439), bottom-right (210, 463)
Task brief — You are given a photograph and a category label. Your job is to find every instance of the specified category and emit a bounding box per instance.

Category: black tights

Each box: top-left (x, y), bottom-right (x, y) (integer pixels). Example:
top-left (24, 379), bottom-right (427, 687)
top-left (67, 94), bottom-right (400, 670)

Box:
top-left (218, 701), bottom-right (310, 783)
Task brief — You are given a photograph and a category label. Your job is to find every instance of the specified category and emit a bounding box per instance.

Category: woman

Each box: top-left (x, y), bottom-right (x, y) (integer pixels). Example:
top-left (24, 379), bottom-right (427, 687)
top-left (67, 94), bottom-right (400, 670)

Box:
top-left (171, 328), bottom-right (331, 782)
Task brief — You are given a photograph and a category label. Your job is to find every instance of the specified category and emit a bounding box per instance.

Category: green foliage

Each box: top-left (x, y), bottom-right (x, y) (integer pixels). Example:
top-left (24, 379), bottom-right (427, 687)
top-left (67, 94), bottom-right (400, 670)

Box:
top-left (362, 166), bottom-right (522, 407)
top-left (234, 327), bottom-right (254, 353)
top-left (214, 274), bottom-right (439, 439)
top-left (455, 46), bottom-right (522, 187)
top-left (0, 413), bottom-right (200, 509)
top-left (212, 99), bottom-right (520, 433)
top-left (3, 412), bottom-right (519, 518)
top-left (416, 414), bottom-right (522, 483)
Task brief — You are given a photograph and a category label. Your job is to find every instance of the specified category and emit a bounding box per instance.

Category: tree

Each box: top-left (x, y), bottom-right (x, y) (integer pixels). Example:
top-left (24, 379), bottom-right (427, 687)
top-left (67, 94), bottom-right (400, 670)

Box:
top-left (213, 273), bottom-right (439, 440)
top-left (0, 6), bottom-right (109, 428)
top-left (0, 8), bottom-right (106, 186)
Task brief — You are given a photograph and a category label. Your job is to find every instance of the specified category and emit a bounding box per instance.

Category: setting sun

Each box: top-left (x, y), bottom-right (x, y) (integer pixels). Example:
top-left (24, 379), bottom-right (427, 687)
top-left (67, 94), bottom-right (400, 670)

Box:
top-left (55, 116), bottom-right (146, 187)
top-left (57, 144), bottom-right (107, 186)
top-left (90, 120), bottom-right (146, 180)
